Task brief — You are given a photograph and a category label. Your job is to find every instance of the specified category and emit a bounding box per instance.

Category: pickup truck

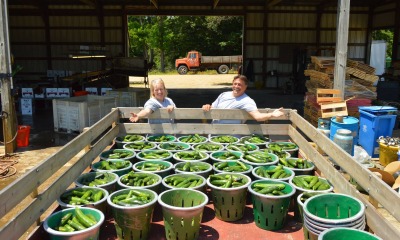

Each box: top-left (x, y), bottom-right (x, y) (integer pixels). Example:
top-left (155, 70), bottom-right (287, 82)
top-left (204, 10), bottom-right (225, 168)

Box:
top-left (175, 50), bottom-right (242, 75)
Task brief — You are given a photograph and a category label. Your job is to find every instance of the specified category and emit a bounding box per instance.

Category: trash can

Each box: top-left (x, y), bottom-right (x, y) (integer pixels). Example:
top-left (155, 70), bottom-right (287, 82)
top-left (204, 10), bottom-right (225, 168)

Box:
top-left (16, 125), bottom-right (31, 147)
top-left (358, 106), bottom-right (397, 158)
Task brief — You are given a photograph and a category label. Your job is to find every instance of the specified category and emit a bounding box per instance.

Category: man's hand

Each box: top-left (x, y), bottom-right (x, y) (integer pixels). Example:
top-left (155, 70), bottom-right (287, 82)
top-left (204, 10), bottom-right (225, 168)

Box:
top-left (129, 112), bottom-right (139, 122)
top-left (271, 107), bottom-right (284, 117)
top-left (202, 104), bottom-right (212, 111)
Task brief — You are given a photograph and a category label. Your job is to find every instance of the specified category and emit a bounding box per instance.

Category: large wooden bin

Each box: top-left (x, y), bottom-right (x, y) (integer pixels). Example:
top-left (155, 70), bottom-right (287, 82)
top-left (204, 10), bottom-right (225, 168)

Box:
top-left (0, 107), bottom-right (399, 239)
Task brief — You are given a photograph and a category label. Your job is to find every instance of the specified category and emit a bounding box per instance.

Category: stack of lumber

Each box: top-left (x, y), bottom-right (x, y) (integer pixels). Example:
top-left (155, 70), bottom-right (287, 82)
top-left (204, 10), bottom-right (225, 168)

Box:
top-left (304, 57), bottom-right (335, 91)
top-left (311, 56), bottom-right (335, 74)
top-left (346, 59), bottom-right (378, 91)
top-left (303, 85), bottom-right (374, 127)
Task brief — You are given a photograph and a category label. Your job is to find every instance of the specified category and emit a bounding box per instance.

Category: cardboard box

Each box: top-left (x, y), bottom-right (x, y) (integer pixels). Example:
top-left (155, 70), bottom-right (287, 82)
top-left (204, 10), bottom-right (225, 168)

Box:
top-left (100, 88), bottom-right (113, 96)
top-left (20, 98), bottom-right (34, 115)
top-left (21, 88), bottom-right (34, 98)
top-left (85, 87), bottom-right (99, 95)
top-left (57, 88), bottom-right (71, 98)
top-left (46, 88), bottom-right (58, 98)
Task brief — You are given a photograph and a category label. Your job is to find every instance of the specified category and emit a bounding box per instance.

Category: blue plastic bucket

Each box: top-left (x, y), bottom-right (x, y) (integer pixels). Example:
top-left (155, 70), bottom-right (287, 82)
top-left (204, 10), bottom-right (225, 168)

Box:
top-left (358, 106), bottom-right (398, 158)
top-left (330, 116), bottom-right (359, 155)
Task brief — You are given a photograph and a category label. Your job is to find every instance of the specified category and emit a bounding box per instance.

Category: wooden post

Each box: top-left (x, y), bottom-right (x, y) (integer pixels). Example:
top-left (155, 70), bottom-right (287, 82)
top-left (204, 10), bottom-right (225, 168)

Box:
top-left (333, 0), bottom-right (350, 99)
top-left (0, 0), bottom-right (17, 154)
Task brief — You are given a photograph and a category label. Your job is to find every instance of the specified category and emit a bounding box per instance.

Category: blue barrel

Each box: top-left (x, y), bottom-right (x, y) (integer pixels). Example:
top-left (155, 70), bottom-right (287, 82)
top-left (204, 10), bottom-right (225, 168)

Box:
top-left (330, 116), bottom-right (359, 155)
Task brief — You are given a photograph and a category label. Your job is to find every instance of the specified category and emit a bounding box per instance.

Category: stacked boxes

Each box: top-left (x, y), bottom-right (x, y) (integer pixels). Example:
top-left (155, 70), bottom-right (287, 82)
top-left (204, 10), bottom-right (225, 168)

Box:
top-left (105, 88), bottom-right (148, 107)
top-left (52, 95), bottom-right (116, 133)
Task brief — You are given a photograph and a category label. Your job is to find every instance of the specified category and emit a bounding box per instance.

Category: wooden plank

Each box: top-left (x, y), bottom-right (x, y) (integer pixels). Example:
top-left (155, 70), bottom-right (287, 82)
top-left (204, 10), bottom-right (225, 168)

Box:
top-left (120, 123), bottom-right (290, 136)
top-left (0, 109), bottom-right (119, 219)
top-left (333, 0), bottom-right (350, 98)
top-left (0, 125), bottom-right (119, 239)
top-left (290, 112), bottom-right (400, 223)
top-left (117, 108), bottom-right (291, 121)
top-left (316, 96), bottom-right (342, 103)
top-left (320, 110), bottom-right (348, 118)
top-left (289, 125), bottom-right (400, 240)
top-left (317, 88), bottom-right (341, 95)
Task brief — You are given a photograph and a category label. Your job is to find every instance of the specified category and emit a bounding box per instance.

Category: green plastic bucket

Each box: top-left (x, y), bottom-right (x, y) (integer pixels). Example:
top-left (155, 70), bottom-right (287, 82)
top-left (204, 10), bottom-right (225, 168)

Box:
top-left (318, 227), bottom-right (382, 240)
top-left (248, 179), bottom-right (295, 230)
top-left (158, 142), bottom-right (191, 152)
top-left (210, 151), bottom-right (243, 164)
top-left (57, 186), bottom-right (109, 215)
top-left (136, 149), bottom-right (173, 162)
top-left (252, 165), bottom-right (295, 182)
top-left (303, 193), bottom-right (366, 240)
top-left (289, 176), bottom-right (333, 221)
top-left (114, 135), bottom-right (146, 148)
top-left (212, 160), bottom-right (253, 176)
top-left (173, 161), bottom-right (213, 178)
top-left (162, 173), bottom-right (207, 193)
top-left (172, 150), bottom-right (210, 164)
top-left (132, 160), bottom-right (173, 178)
top-left (91, 160), bottom-right (133, 177)
top-left (107, 188), bottom-right (158, 240)
top-left (117, 171), bottom-right (163, 194)
top-left (158, 189), bottom-right (208, 240)
top-left (147, 134), bottom-right (176, 143)
top-left (99, 149), bottom-right (136, 162)
top-left (43, 207), bottom-right (104, 240)
top-left (284, 158), bottom-right (315, 176)
top-left (75, 171), bottom-right (118, 193)
top-left (296, 192), bottom-right (326, 223)
top-left (206, 173), bottom-right (252, 222)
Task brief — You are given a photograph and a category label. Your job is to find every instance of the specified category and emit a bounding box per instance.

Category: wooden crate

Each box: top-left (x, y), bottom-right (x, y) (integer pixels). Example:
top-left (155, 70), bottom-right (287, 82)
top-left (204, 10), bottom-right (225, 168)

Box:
top-left (1, 108), bottom-right (399, 240)
top-left (52, 95), bottom-right (116, 133)
top-left (316, 88), bottom-right (348, 118)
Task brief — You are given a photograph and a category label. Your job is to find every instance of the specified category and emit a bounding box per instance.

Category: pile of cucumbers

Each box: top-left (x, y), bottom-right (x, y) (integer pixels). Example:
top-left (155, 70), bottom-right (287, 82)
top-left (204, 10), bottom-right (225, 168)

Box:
top-left (54, 207), bottom-right (99, 232)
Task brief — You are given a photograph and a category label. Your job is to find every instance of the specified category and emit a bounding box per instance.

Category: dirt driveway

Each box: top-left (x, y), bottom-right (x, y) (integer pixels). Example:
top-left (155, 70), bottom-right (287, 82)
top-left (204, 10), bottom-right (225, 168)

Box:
top-left (129, 74), bottom-right (235, 89)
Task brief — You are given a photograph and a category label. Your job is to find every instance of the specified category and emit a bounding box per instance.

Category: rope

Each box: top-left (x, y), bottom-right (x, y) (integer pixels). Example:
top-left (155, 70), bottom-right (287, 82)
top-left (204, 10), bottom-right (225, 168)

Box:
top-left (0, 159), bottom-right (18, 179)
top-left (0, 111), bottom-right (19, 145)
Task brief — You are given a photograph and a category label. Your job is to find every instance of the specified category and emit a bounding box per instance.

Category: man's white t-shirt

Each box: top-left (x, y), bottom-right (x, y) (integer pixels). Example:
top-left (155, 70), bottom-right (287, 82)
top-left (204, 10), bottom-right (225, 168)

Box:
top-left (211, 91), bottom-right (257, 124)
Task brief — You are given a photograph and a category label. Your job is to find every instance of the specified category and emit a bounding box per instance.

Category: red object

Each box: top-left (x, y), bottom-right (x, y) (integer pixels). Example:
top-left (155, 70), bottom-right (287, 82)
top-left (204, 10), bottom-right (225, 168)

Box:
top-left (16, 125), bottom-right (31, 147)
top-left (74, 91), bottom-right (89, 96)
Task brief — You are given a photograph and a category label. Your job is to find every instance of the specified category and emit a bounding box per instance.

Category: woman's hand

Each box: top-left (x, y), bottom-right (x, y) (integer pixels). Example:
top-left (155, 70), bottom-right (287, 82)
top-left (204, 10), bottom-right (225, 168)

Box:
top-left (166, 105), bottom-right (175, 113)
top-left (202, 104), bottom-right (212, 111)
top-left (129, 112), bottom-right (140, 122)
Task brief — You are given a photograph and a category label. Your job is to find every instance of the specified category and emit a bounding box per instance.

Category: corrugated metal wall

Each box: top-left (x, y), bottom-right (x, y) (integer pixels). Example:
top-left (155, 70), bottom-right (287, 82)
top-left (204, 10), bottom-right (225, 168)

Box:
top-left (244, 6), bottom-right (374, 88)
top-left (8, 3), bottom-right (398, 87)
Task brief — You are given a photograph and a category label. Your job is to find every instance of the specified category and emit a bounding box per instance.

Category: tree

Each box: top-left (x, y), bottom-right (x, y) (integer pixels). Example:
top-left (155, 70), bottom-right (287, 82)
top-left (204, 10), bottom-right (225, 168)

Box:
top-left (372, 29), bottom-right (394, 58)
top-left (127, 15), bottom-right (243, 71)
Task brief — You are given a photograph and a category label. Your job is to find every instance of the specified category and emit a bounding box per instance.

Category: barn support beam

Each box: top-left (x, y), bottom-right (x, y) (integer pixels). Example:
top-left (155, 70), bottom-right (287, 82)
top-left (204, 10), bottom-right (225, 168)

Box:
top-left (333, 0), bottom-right (350, 99)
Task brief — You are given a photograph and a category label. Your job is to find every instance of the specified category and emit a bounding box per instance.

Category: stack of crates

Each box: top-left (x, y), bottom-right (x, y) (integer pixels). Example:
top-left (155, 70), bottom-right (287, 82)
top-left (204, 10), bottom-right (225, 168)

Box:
top-left (53, 95), bottom-right (116, 133)
top-left (105, 88), bottom-right (148, 107)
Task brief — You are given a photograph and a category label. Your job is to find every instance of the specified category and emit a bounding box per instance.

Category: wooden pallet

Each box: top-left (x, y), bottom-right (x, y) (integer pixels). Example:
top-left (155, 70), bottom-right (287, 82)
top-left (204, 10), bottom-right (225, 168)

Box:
top-left (320, 101), bottom-right (348, 118)
top-left (316, 88), bottom-right (348, 118)
top-left (316, 88), bottom-right (342, 103)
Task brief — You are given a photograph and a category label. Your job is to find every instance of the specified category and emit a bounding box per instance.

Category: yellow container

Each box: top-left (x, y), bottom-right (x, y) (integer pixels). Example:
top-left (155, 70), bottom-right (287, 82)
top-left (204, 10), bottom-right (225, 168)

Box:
top-left (379, 143), bottom-right (399, 166)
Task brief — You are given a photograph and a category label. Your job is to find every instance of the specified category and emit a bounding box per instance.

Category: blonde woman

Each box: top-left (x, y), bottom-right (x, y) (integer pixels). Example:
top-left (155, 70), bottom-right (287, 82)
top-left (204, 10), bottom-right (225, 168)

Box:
top-left (129, 78), bottom-right (176, 123)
